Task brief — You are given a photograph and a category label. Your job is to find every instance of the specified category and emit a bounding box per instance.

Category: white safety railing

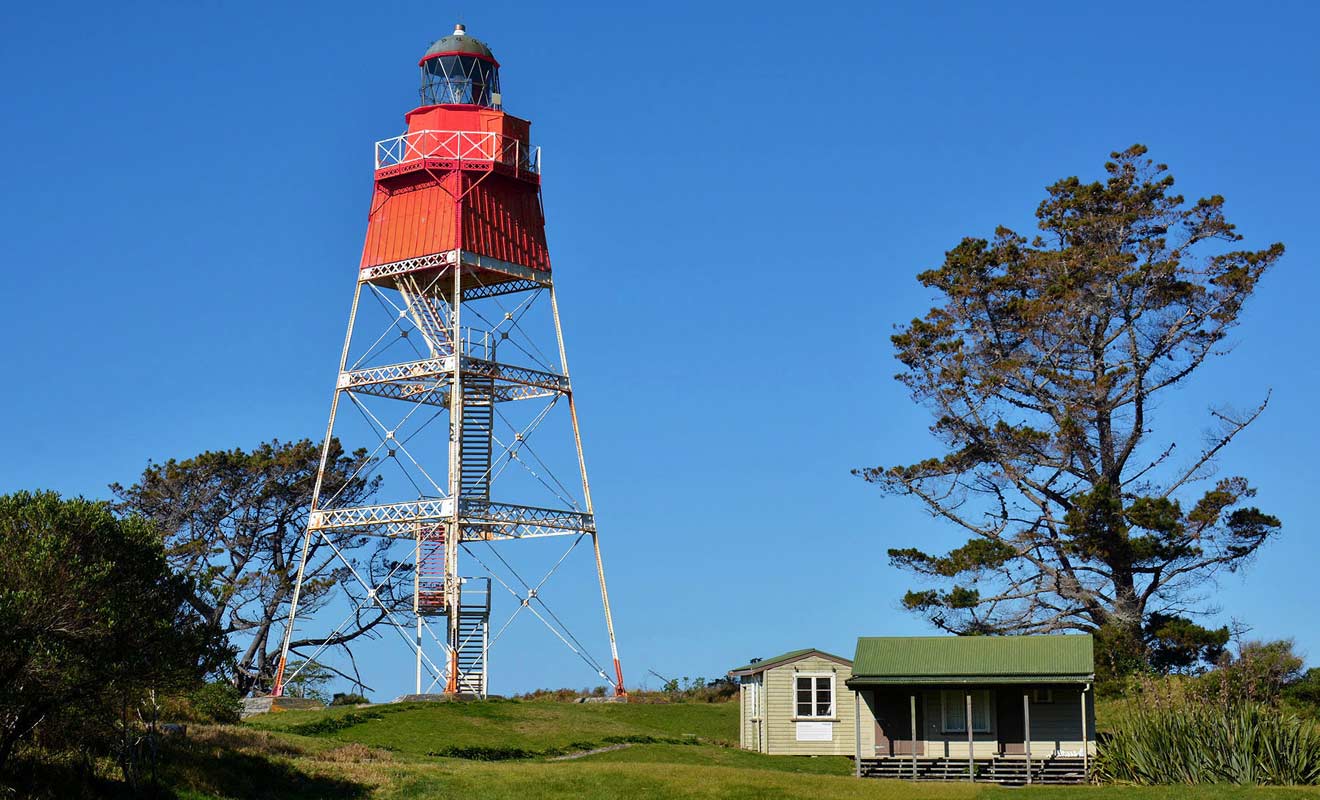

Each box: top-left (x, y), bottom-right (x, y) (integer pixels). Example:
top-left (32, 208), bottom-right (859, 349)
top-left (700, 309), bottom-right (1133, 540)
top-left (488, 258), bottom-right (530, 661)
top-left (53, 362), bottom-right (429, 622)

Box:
top-left (375, 129), bottom-right (540, 174)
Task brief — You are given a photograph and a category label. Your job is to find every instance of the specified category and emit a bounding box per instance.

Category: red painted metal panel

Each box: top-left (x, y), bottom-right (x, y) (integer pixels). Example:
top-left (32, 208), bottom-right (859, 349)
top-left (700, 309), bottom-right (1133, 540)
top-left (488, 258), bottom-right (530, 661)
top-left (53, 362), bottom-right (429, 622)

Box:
top-left (360, 172), bottom-right (460, 268)
top-left (462, 175), bottom-right (550, 271)
top-left (360, 106), bottom-right (547, 272)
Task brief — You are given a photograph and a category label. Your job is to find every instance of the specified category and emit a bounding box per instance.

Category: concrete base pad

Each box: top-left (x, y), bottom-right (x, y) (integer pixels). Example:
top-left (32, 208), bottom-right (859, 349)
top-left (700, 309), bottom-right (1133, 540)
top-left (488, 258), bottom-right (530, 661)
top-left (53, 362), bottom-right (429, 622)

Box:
top-left (240, 696), bottom-right (326, 718)
top-left (391, 693), bottom-right (495, 703)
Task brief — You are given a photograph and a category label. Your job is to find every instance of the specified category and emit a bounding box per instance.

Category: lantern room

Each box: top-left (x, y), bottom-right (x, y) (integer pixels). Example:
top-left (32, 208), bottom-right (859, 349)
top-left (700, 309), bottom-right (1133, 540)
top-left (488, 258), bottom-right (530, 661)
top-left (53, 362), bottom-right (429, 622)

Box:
top-left (419, 24), bottom-right (502, 108)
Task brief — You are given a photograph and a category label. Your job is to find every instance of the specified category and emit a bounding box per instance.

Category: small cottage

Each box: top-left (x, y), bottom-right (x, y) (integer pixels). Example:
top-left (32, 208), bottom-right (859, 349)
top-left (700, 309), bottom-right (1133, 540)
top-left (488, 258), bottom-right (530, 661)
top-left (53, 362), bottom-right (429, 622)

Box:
top-left (730, 634), bottom-right (1096, 784)
top-left (727, 648), bottom-right (857, 755)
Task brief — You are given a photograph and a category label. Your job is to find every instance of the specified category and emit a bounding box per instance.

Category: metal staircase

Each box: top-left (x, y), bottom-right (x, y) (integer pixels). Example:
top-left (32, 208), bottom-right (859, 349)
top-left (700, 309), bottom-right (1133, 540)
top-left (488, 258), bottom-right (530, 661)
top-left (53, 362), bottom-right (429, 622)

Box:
top-left (399, 276), bottom-right (455, 357)
top-left (458, 376), bottom-right (495, 501)
top-left (452, 577), bottom-right (491, 695)
top-left (858, 756), bottom-right (1089, 785)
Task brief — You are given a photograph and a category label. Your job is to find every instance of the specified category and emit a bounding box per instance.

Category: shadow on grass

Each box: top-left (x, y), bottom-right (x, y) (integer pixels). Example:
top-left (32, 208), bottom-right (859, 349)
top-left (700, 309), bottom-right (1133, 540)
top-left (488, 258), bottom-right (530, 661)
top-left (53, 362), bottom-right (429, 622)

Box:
top-left (164, 743), bottom-right (371, 800)
top-left (2, 732), bottom-right (371, 800)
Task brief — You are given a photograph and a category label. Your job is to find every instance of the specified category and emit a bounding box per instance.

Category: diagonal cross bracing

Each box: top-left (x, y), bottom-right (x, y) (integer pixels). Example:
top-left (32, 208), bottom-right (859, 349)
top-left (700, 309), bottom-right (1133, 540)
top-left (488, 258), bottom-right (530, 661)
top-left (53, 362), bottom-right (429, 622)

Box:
top-left (338, 356), bottom-right (568, 402)
top-left (309, 499), bottom-right (594, 540)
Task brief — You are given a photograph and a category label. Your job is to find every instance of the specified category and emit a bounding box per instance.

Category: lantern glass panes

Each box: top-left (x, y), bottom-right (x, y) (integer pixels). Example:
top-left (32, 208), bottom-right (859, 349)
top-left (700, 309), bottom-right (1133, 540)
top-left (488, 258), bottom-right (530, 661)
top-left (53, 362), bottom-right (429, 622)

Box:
top-left (421, 55), bottom-right (501, 107)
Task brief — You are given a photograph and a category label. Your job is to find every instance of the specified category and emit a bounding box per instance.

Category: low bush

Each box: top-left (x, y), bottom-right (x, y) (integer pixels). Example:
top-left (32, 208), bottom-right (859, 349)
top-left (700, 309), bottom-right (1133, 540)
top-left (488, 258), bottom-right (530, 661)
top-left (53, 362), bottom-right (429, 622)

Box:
top-left (330, 693), bottom-right (371, 707)
top-left (191, 682), bottom-right (243, 723)
top-left (1100, 698), bottom-right (1320, 785)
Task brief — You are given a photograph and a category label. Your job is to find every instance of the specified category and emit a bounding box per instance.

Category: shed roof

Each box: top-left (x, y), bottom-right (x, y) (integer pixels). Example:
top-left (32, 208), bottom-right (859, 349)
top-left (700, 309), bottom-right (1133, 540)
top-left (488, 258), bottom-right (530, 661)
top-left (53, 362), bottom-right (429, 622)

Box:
top-left (847, 635), bottom-right (1094, 685)
top-left (728, 647), bottom-right (850, 677)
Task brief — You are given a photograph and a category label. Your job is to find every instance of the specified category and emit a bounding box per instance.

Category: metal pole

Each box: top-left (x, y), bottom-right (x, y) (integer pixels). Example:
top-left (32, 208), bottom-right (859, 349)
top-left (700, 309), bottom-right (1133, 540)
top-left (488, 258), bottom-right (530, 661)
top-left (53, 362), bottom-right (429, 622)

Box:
top-left (1024, 692), bottom-right (1032, 785)
top-left (272, 279), bottom-right (365, 697)
top-left (966, 691), bottom-right (975, 782)
top-left (414, 530), bottom-right (422, 694)
top-left (1081, 683), bottom-right (1090, 780)
top-left (910, 693), bottom-right (918, 780)
top-left (549, 286), bottom-right (625, 696)
top-left (445, 203), bottom-right (464, 695)
top-left (854, 690), bottom-right (861, 778)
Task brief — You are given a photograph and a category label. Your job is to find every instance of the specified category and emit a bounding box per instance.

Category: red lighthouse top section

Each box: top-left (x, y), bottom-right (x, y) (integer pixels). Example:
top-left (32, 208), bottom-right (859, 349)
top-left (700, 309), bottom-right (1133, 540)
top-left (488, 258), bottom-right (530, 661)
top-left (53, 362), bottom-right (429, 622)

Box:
top-left (360, 26), bottom-right (550, 284)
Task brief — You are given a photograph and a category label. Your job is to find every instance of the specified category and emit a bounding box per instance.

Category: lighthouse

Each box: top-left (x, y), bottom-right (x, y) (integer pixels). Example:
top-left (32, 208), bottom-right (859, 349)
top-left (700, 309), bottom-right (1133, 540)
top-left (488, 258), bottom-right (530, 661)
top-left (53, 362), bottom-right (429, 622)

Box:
top-left (272, 25), bottom-right (625, 698)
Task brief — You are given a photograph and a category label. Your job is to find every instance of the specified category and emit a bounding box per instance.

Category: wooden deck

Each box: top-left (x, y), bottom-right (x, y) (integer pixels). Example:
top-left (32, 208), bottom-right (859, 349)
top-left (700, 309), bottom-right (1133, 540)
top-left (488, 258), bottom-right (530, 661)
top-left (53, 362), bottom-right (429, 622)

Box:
top-left (858, 756), bottom-right (1089, 785)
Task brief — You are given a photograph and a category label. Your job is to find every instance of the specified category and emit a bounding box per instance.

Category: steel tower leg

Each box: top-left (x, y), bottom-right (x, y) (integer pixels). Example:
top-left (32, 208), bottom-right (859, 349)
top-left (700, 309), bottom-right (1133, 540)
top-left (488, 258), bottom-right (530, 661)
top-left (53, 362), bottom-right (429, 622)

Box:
top-left (445, 248), bottom-right (463, 694)
top-left (549, 287), bottom-right (626, 696)
top-left (272, 281), bottom-right (365, 697)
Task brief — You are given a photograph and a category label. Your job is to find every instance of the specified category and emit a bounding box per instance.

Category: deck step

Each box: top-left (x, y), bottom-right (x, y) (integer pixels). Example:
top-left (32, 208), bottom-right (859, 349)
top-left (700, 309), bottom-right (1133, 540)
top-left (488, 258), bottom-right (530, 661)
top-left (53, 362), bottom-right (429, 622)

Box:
top-left (859, 757), bottom-right (1088, 785)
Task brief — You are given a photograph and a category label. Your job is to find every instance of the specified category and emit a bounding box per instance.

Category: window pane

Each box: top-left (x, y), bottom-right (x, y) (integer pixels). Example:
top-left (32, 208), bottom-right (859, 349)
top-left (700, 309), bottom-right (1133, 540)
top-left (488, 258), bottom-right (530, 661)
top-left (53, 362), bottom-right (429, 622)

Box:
top-left (797, 700), bottom-right (812, 716)
top-left (971, 690), bottom-right (989, 731)
top-left (816, 681), bottom-right (832, 716)
top-left (942, 691), bottom-right (966, 732)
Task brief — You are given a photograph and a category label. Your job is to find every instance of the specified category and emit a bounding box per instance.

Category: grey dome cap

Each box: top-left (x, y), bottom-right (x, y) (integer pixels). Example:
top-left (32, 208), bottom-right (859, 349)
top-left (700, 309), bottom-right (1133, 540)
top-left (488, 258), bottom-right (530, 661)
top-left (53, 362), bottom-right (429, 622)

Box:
top-left (421, 24), bottom-right (497, 63)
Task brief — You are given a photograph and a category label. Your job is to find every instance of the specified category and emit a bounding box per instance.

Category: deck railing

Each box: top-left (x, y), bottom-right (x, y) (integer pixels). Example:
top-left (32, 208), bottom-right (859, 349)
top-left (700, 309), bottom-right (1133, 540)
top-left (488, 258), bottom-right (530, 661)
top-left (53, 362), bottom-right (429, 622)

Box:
top-left (374, 130), bottom-right (540, 174)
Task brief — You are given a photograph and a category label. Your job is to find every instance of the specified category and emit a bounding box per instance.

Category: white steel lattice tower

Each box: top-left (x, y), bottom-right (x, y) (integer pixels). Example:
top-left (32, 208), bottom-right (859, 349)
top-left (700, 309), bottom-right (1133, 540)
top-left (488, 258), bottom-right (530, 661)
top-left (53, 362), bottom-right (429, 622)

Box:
top-left (271, 24), bottom-right (625, 699)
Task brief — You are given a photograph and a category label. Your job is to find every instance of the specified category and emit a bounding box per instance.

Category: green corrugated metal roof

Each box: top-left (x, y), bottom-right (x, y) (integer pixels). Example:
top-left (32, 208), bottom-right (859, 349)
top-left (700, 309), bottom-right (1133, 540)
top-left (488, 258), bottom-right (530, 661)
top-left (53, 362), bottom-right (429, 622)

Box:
top-left (727, 647), bottom-right (849, 676)
top-left (849, 635), bottom-right (1093, 684)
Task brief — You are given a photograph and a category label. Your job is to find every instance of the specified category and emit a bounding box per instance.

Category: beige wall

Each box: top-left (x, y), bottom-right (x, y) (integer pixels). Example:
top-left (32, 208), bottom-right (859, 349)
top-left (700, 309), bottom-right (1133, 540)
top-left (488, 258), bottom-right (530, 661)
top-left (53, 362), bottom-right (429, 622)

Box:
top-left (738, 655), bottom-right (869, 756)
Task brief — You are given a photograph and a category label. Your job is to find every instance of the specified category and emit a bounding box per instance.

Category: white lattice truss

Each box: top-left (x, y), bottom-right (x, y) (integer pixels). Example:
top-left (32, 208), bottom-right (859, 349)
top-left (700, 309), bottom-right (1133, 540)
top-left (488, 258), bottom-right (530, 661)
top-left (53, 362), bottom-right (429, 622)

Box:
top-left (273, 251), bottom-right (623, 700)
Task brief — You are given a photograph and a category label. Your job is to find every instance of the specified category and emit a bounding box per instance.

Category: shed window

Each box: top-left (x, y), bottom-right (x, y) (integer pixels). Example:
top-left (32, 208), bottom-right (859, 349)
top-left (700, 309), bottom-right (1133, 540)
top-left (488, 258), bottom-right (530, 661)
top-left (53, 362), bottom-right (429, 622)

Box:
top-left (795, 674), bottom-right (834, 718)
top-left (940, 690), bottom-right (991, 733)
top-left (1032, 688), bottom-right (1054, 704)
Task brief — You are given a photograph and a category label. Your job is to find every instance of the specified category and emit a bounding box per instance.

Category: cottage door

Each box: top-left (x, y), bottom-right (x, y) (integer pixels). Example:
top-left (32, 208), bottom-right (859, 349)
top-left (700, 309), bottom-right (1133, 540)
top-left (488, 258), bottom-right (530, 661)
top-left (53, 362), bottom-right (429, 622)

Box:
top-left (873, 691), bottom-right (924, 755)
top-left (996, 688), bottom-right (1026, 755)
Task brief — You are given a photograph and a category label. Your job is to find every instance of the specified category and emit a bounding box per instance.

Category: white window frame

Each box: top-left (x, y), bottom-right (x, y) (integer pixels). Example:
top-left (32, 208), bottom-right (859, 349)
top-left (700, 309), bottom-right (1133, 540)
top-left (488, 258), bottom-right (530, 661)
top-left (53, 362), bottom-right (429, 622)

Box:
top-left (744, 676), bottom-right (762, 721)
top-left (793, 672), bottom-right (836, 720)
top-left (939, 689), bottom-right (992, 734)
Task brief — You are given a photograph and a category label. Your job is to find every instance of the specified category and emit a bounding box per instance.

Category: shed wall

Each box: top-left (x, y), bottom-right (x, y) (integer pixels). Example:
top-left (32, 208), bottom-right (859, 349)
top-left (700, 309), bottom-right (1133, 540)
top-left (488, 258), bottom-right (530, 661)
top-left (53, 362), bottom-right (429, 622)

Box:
top-left (762, 656), bottom-right (857, 756)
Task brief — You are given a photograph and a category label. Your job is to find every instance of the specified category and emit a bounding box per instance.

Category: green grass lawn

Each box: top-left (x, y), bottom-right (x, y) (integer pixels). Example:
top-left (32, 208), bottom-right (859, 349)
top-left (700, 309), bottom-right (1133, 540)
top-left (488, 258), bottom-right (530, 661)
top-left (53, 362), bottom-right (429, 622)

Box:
top-left (151, 701), bottom-right (1320, 799)
top-left (247, 698), bottom-right (739, 753)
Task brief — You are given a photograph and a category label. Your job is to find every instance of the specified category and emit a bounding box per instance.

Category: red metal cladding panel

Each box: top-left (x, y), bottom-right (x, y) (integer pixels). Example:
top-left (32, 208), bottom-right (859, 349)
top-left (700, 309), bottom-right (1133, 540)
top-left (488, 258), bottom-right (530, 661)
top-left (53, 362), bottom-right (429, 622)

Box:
top-left (461, 175), bottom-right (550, 271)
top-left (360, 172), bottom-right (460, 268)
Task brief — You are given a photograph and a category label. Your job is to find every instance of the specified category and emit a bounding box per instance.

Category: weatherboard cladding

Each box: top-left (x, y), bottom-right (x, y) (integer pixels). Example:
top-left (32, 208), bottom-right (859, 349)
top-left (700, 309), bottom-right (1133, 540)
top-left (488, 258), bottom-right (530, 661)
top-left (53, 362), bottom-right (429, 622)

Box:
top-left (849, 635), bottom-right (1094, 684)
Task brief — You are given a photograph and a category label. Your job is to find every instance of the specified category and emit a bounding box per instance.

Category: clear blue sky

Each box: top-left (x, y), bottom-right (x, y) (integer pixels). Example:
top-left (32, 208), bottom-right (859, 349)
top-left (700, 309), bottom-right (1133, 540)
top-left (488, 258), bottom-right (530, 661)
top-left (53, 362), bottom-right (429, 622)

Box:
top-left (2, 1), bottom-right (1317, 697)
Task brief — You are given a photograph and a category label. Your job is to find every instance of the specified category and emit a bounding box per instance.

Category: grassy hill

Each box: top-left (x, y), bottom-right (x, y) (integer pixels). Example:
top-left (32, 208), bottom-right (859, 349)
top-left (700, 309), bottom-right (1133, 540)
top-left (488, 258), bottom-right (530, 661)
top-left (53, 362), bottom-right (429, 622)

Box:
top-left (151, 700), bottom-right (1320, 800)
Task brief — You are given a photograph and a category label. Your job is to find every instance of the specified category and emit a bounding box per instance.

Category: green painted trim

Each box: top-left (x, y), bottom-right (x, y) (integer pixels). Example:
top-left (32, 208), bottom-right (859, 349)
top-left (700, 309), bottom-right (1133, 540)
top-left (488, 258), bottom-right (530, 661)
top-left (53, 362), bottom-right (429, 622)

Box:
top-left (846, 675), bottom-right (1092, 687)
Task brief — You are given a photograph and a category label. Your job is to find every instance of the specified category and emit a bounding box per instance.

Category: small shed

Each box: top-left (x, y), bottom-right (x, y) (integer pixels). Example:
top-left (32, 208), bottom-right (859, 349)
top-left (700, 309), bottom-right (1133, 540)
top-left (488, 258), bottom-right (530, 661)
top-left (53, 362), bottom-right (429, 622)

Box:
top-left (847, 635), bottom-right (1096, 784)
top-left (727, 648), bottom-right (857, 755)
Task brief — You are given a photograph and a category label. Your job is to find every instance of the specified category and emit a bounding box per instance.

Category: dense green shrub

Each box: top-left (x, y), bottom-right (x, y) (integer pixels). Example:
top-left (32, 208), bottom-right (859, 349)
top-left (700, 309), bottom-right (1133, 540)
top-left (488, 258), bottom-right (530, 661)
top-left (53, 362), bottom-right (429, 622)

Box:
top-left (330, 693), bottom-right (371, 707)
top-left (0, 491), bottom-right (229, 776)
top-left (1100, 699), bottom-right (1320, 785)
top-left (190, 682), bottom-right (243, 724)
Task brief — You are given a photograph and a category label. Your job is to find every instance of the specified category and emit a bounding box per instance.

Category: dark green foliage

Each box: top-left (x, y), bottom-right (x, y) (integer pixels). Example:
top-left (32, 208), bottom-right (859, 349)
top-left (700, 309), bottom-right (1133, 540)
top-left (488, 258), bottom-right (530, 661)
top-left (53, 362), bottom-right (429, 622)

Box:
top-left (287, 709), bottom-right (388, 736)
top-left (857, 146), bottom-right (1283, 673)
top-left (1286, 669), bottom-right (1320, 707)
top-left (1144, 614), bottom-right (1229, 675)
top-left (188, 681), bottom-right (243, 724)
top-left (1099, 700), bottom-right (1320, 785)
top-left (0, 491), bottom-right (228, 772)
top-left (111, 438), bottom-right (393, 695)
top-left (331, 692), bottom-right (372, 706)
